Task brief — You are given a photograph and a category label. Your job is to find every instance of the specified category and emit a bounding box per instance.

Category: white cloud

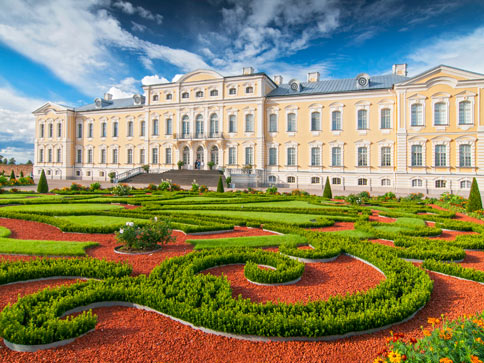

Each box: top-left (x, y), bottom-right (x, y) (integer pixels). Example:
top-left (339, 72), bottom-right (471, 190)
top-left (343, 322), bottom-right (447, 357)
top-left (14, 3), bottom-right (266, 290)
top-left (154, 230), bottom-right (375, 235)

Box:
top-left (171, 74), bottom-right (183, 82)
top-left (131, 21), bottom-right (147, 32)
top-left (106, 76), bottom-right (139, 98)
top-left (113, 1), bottom-right (163, 24)
top-left (142, 75), bottom-right (169, 85)
top-left (0, 147), bottom-right (33, 165)
top-left (407, 26), bottom-right (484, 76)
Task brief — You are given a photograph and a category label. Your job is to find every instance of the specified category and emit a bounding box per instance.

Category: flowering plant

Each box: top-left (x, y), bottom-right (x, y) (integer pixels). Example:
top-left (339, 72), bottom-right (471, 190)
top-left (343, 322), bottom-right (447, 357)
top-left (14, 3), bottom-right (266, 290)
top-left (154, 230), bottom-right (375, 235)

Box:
top-left (115, 218), bottom-right (175, 251)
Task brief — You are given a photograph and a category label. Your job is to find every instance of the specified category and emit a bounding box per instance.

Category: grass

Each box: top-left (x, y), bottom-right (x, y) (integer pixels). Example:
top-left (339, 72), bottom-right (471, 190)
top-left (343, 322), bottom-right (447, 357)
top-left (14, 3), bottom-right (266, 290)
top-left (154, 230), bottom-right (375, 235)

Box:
top-left (324, 229), bottom-right (375, 239)
top-left (0, 194), bottom-right (39, 199)
top-left (54, 215), bottom-right (149, 228)
top-left (0, 226), bottom-right (97, 256)
top-left (1, 203), bottom-right (125, 213)
top-left (394, 217), bottom-right (426, 228)
top-left (187, 234), bottom-right (306, 250)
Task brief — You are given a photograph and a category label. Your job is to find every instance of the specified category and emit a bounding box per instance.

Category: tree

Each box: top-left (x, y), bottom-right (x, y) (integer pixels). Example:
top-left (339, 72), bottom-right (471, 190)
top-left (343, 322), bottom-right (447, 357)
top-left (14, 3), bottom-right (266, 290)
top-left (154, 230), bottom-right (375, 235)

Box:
top-left (37, 169), bottom-right (49, 193)
top-left (26, 160), bottom-right (33, 165)
top-left (322, 176), bottom-right (332, 199)
top-left (8, 158), bottom-right (16, 165)
top-left (217, 175), bottom-right (224, 193)
top-left (9, 170), bottom-right (15, 180)
top-left (467, 177), bottom-right (483, 212)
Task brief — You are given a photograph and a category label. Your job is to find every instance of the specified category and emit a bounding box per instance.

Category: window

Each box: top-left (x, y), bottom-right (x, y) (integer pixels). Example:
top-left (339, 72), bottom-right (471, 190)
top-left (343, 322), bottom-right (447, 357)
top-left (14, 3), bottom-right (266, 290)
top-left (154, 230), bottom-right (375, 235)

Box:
top-left (245, 114), bottom-right (254, 132)
top-left (461, 180), bottom-right (471, 189)
top-left (76, 170), bottom-right (80, 176)
top-left (88, 123), bottom-right (93, 138)
top-left (56, 148), bottom-right (61, 163)
top-left (357, 109), bottom-right (367, 129)
top-left (381, 178), bottom-right (391, 186)
top-left (182, 92), bottom-right (189, 99)
top-left (228, 147), bottom-right (236, 165)
top-left (165, 148), bottom-right (172, 164)
top-left (287, 176), bottom-right (295, 183)
top-left (166, 93), bottom-right (172, 100)
top-left (86, 171), bottom-right (91, 177)
top-left (210, 89), bottom-right (218, 97)
top-left (101, 122), bottom-right (107, 138)
top-left (48, 124), bottom-right (53, 138)
top-left (459, 144), bottom-right (472, 167)
top-left (210, 113), bottom-right (219, 136)
top-left (166, 118), bottom-right (172, 135)
top-left (77, 124), bottom-right (82, 138)
top-left (245, 86), bottom-right (253, 94)
top-left (127, 121), bottom-right (133, 137)
top-left (152, 119), bottom-right (159, 136)
top-left (434, 102), bottom-right (447, 125)
top-left (139, 149), bottom-right (145, 164)
top-left (412, 179), bottom-right (423, 188)
top-left (459, 101), bottom-right (472, 125)
top-left (357, 147), bottom-right (368, 167)
top-left (182, 115), bottom-right (190, 135)
top-left (152, 148), bottom-right (158, 164)
top-left (311, 177), bottom-right (320, 184)
top-left (153, 94), bottom-right (158, 102)
top-left (435, 180), bottom-right (446, 188)
top-left (435, 144), bottom-right (447, 167)
top-left (99, 171), bottom-right (105, 177)
top-left (229, 115), bottom-right (236, 133)
top-left (311, 147), bottom-right (321, 166)
top-left (287, 147), bottom-right (296, 166)
top-left (411, 104), bottom-right (423, 126)
top-left (269, 114), bottom-right (277, 132)
top-left (140, 121), bottom-right (146, 137)
top-left (332, 111), bottom-right (342, 130)
top-left (381, 147), bottom-right (391, 167)
top-left (332, 177), bottom-right (341, 185)
top-left (112, 149), bottom-right (118, 164)
top-left (87, 149), bottom-right (93, 163)
top-left (76, 149), bottom-right (82, 163)
top-left (127, 149), bottom-right (133, 164)
top-left (358, 178), bottom-right (367, 186)
top-left (268, 147), bottom-right (277, 166)
top-left (113, 121), bottom-right (118, 137)
top-left (245, 147), bottom-right (253, 165)
top-left (57, 123), bottom-right (62, 138)
top-left (40, 124), bottom-right (45, 138)
top-left (268, 175), bottom-right (276, 184)
top-left (39, 149), bottom-right (44, 163)
top-left (195, 90), bottom-right (203, 98)
top-left (48, 149), bottom-right (52, 163)
top-left (311, 112), bottom-right (321, 131)
top-left (332, 147), bottom-right (341, 167)
top-left (229, 88), bottom-right (236, 95)
top-left (380, 108), bottom-right (391, 129)
top-left (195, 114), bottom-right (204, 136)
top-left (101, 149), bottom-right (106, 164)
top-left (411, 145), bottom-right (423, 167)
top-left (287, 113), bottom-right (296, 132)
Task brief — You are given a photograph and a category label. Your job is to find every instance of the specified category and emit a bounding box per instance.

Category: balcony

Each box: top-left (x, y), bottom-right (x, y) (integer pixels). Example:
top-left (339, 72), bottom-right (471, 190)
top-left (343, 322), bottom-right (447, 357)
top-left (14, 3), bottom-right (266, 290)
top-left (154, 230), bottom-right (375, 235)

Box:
top-left (175, 132), bottom-right (224, 140)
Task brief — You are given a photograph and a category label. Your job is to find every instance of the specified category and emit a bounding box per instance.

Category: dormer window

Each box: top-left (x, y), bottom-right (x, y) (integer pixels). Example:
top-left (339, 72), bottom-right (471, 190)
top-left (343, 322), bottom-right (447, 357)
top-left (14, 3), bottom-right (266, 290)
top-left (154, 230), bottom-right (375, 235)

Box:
top-left (210, 89), bottom-right (218, 97)
top-left (245, 86), bottom-right (253, 94)
top-left (229, 88), bottom-right (236, 95)
top-left (166, 93), bottom-right (172, 100)
top-left (182, 92), bottom-right (189, 99)
top-left (152, 94), bottom-right (159, 102)
top-left (196, 91), bottom-right (203, 98)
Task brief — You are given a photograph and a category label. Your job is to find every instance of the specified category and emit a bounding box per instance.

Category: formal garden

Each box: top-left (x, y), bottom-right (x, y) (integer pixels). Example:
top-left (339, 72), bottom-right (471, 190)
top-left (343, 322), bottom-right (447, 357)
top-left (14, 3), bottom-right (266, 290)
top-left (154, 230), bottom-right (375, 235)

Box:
top-left (1, 174), bottom-right (484, 362)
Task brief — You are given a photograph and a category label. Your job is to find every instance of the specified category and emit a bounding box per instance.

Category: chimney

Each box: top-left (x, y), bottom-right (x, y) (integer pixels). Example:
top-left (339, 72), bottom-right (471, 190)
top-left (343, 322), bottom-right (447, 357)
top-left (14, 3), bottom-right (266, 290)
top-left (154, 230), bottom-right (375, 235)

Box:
top-left (307, 72), bottom-right (320, 83)
top-left (273, 75), bottom-right (283, 85)
top-left (392, 64), bottom-right (408, 77)
top-left (104, 92), bottom-right (113, 101)
top-left (243, 67), bottom-right (254, 75)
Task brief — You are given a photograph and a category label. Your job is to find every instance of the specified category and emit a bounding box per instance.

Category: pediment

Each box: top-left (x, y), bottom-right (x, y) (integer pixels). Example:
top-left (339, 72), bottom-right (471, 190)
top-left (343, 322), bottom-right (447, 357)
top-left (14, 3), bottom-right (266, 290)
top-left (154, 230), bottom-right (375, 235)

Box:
top-left (178, 69), bottom-right (223, 83)
top-left (32, 102), bottom-right (72, 115)
top-left (397, 65), bottom-right (484, 87)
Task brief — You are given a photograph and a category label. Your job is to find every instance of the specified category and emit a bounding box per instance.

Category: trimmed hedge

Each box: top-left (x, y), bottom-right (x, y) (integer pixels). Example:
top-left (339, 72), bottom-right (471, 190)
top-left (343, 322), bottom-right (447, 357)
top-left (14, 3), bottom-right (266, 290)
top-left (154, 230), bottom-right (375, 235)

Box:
top-left (423, 259), bottom-right (484, 283)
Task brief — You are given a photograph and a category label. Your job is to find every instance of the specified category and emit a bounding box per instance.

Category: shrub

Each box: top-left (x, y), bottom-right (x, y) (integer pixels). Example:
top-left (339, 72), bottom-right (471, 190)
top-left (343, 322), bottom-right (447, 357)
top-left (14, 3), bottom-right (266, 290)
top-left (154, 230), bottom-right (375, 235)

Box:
top-left (89, 182), bottom-right (101, 191)
top-left (142, 164), bottom-right (149, 173)
top-left (191, 180), bottom-right (199, 192)
top-left (225, 176), bottom-right (232, 187)
top-left (37, 169), bottom-right (49, 193)
top-left (147, 183), bottom-right (157, 191)
top-left (177, 160), bottom-right (184, 170)
top-left (9, 170), bottom-right (15, 180)
top-left (266, 186), bottom-right (278, 195)
top-left (208, 161), bottom-right (215, 170)
top-left (108, 172), bottom-right (116, 183)
top-left (322, 176), bottom-right (332, 199)
top-left (115, 218), bottom-right (174, 250)
top-left (199, 185), bottom-right (208, 193)
top-left (217, 176), bottom-right (224, 193)
top-left (111, 184), bottom-right (131, 196)
top-left (70, 183), bottom-right (87, 191)
top-left (159, 180), bottom-right (171, 191)
top-left (467, 177), bottom-right (482, 212)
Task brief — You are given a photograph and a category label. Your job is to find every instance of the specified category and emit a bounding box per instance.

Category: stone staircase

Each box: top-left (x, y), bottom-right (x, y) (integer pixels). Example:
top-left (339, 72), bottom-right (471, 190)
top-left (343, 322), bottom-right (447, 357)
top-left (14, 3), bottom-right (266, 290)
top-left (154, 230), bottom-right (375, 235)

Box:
top-left (123, 169), bottom-right (225, 188)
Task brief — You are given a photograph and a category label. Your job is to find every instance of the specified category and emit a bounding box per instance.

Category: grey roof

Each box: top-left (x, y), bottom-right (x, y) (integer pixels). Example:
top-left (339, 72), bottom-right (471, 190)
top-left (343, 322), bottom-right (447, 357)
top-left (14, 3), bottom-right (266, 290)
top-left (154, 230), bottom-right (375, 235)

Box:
top-left (267, 74), bottom-right (409, 97)
top-left (75, 97), bottom-right (145, 112)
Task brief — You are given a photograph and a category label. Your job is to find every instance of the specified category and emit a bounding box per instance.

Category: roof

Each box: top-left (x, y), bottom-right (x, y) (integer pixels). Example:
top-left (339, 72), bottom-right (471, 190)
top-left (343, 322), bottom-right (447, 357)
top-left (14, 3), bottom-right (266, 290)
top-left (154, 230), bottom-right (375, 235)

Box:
top-left (75, 97), bottom-right (145, 112)
top-left (267, 74), bottom-right (409, 97)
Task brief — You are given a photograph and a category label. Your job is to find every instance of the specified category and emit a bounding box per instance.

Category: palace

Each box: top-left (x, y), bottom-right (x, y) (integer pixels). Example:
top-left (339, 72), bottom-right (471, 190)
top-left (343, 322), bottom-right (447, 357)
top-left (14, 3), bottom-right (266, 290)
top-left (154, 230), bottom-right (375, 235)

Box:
top-left (33, 64), bottom-right (484, 195)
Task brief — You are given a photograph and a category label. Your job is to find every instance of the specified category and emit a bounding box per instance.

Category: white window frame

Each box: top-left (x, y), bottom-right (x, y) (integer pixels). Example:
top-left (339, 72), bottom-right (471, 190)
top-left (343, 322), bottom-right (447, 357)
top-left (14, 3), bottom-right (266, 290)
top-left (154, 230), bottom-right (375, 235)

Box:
top-left (228, 111), bottom-right (238, 134)
top-left (431, 93), bottom-right (450, 127)
top-left (267, 146), bottom-right (278, 166)
top-left (228, 146), bottom-right (237, 165)
top-left (455, 91), bottom-right (476, 129)
top-left (329, 141), bottom-right (344, 168)
top-left (456, 137), bottom-right (476, 168)
top-left (308, 141), bottom-right (322, 167)
top-left (309, 104), bottom-right (322, 133)
top-left (285, 105), bottom-right (298, 134)
top-left (408, 94), bottom-right (426, 128)
top-left (411, 178), bottom-right (423, 188)
top-left (355, 140), bottom-right (371, 168)
top-left (329, 102), bottom-right (344, 134)
top-left (355, 101), bottom-right (370, 133)
top-left (433, 141), bottom-right (449, 168)
top-left (378, 140), bottom-right (394, 168)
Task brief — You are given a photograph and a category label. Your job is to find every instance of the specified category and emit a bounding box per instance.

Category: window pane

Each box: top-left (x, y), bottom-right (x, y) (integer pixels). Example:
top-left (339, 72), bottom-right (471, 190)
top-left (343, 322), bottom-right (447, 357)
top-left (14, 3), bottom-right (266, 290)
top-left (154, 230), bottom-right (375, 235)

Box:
top-left (435, 144), bottom-right (447, 166)
top-left (459, 144), bottom-right (471, 167)
top-left (311, 112), bottom-right (320, 131)
top-left (332, 111), bottom-right (341, 130)
top-left (459, 101), bottom-right (471, 125)
top-left (358, 147), bottom-right (368, 166)
top-left (311, 147), bottom-right (320, 166)
top-left (332, 147), bottom-right (341, 166)
top-left (357, 110), bottom-right (367, 129)
top-left (381, 108), bottom-right (391, 129)
top-left (269, 147), bottom-right (277, 165)
top-left (411, 104), bottom-right (423, 126)
top-left (287, 113), bottom-right (296, 132)
top-left (269, 114), bottom-right (277, 132)
top-left (434, 103), bottom-right (446, 125)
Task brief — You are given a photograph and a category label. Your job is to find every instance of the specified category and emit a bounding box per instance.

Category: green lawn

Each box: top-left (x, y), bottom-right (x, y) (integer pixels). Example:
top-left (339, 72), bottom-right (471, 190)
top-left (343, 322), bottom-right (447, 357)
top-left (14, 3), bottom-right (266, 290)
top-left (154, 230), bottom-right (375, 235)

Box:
top-left (395, 217), bottom-right (427, 228)
top-left (187, 234), bottom-right (306, 250)
top-left (324, 229), bottom-right (375, 239)
top-left (0, 194), bottom-right (39, 199)
top-left (55, 215), bottom-right (148, 228)
top-left (0, 203), bottom-right (125, 213)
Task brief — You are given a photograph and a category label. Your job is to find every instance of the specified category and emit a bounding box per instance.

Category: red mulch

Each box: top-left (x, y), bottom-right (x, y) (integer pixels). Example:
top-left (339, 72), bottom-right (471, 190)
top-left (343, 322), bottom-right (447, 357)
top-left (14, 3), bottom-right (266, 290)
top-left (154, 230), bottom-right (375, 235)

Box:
top-left (310, 221), bottom-right (354, 232)
top-left (370, 239), bottom-right (395, 247)
top-left (2, 207), bottom-right (484, 362)
top-left (369, 210), bottom-right (396, 223)
top-left (187, 226), bottom-right (276, 239)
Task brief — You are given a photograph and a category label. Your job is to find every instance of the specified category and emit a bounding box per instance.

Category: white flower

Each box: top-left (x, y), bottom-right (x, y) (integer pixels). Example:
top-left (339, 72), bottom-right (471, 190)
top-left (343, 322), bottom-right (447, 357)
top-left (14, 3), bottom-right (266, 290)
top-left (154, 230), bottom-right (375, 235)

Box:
top-left (154, 217), bottom-right (158, 222)
top-left (126, 222), bottom-right (134, 227)
top-left (119, 229), bottom-right (124, 234)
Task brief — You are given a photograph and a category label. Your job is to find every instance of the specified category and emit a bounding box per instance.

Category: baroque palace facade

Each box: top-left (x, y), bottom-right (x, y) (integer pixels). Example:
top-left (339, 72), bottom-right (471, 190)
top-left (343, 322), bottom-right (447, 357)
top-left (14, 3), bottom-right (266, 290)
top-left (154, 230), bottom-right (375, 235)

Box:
top-left (33, 64), bottom-right (484, 195)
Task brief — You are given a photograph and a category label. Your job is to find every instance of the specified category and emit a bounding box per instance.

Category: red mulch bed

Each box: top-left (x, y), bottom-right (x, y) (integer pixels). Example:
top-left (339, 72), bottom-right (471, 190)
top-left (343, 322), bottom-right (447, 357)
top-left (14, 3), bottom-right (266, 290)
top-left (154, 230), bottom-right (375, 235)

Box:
top-left (370, 239), bottom-right (395, 247)
top-left (310, 221), bottom-right (354, 232)
top-left (369, 210), bottom-right (396, 223)
top-left (2, 208), bottom-right (484, 362)
top-left (187, 226), bottom-right (276, 239)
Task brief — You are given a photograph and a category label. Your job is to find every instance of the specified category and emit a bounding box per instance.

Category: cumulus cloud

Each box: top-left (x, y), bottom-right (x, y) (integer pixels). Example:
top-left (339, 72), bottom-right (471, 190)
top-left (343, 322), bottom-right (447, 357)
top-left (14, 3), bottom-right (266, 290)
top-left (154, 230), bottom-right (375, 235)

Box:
top-left (141, 75), bottom-right (169, 85)
top-left (106, 76), bottom-right (139, 98)
top-left (113, 1), bottom-right (163, 24)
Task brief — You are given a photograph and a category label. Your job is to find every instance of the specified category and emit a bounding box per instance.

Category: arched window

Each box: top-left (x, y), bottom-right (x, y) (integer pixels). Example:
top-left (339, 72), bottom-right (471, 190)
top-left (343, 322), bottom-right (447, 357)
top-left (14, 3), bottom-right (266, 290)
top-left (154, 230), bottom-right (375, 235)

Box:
top-left (182, 115), bottom-right (190, 136)
top-left (412, 179), bottom-right (423, 187)
top-left (381, 178), bottom-right (391, 186)
top-left (460, 180), bottom-right (471, 189)
top-left (358, 178), bottom-right (367, 186)
top-left (311, 177), bottom-right (320, 184)
top-left (435, 180), bottom-right (446, 188)
top-left (245, 86), bottom-right (253, 94)
top-left (196, 146), bottom-right (204, 163)
top-left (195, 114), bottom-right (204, 137)
top-left (195, 90), bottom-right (203, 98)
top-left (210, 89), bottom-right (218, 97)
top-left (152, 94), bottom-right (159, 102)
top-left (459, 101), bottom-right (472, 125)
top-left (211, 146), bottom-right (219, 165)
top-left (311, 112), bottom-right (321, 131)
top-left (48, 124), bottom-right (54, 138)
top-left (183, 146), bottom-right (190, 165)
top-left (229, 88), bottom-right (236, 95)
top-left (287, 176), bottom-right (296, 183)
top-left (210, 113), bottom-right (219, 136)
top-left (181, 92), bottom-right (189, 99)
top-left (166, 93), bottom-right (173, 100)
top-left (245, 114), bottom-right (254, 132)
top-left (380, 108), bottom-right (391, 129)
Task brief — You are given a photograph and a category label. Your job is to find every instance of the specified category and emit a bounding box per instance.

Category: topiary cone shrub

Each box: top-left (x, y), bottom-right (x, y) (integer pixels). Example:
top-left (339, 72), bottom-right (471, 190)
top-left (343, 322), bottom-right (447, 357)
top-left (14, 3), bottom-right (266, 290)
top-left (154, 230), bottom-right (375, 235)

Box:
top-left (467, 177), bottom-right (483, 212)
top-left (217, 175), bottom-right (224, 193)
top-left (37, 169), bottom-right (49, 193)
top-left (323, 176), bottom-right (332, 199)
top-left (9, 170), bottom-right (15, 180)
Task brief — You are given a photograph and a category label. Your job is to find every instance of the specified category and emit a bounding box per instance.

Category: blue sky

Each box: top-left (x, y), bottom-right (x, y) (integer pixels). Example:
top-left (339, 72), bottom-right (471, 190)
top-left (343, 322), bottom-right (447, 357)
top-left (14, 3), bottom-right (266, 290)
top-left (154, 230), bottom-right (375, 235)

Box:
top-left (0, 0), bottom-right (483, 162)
